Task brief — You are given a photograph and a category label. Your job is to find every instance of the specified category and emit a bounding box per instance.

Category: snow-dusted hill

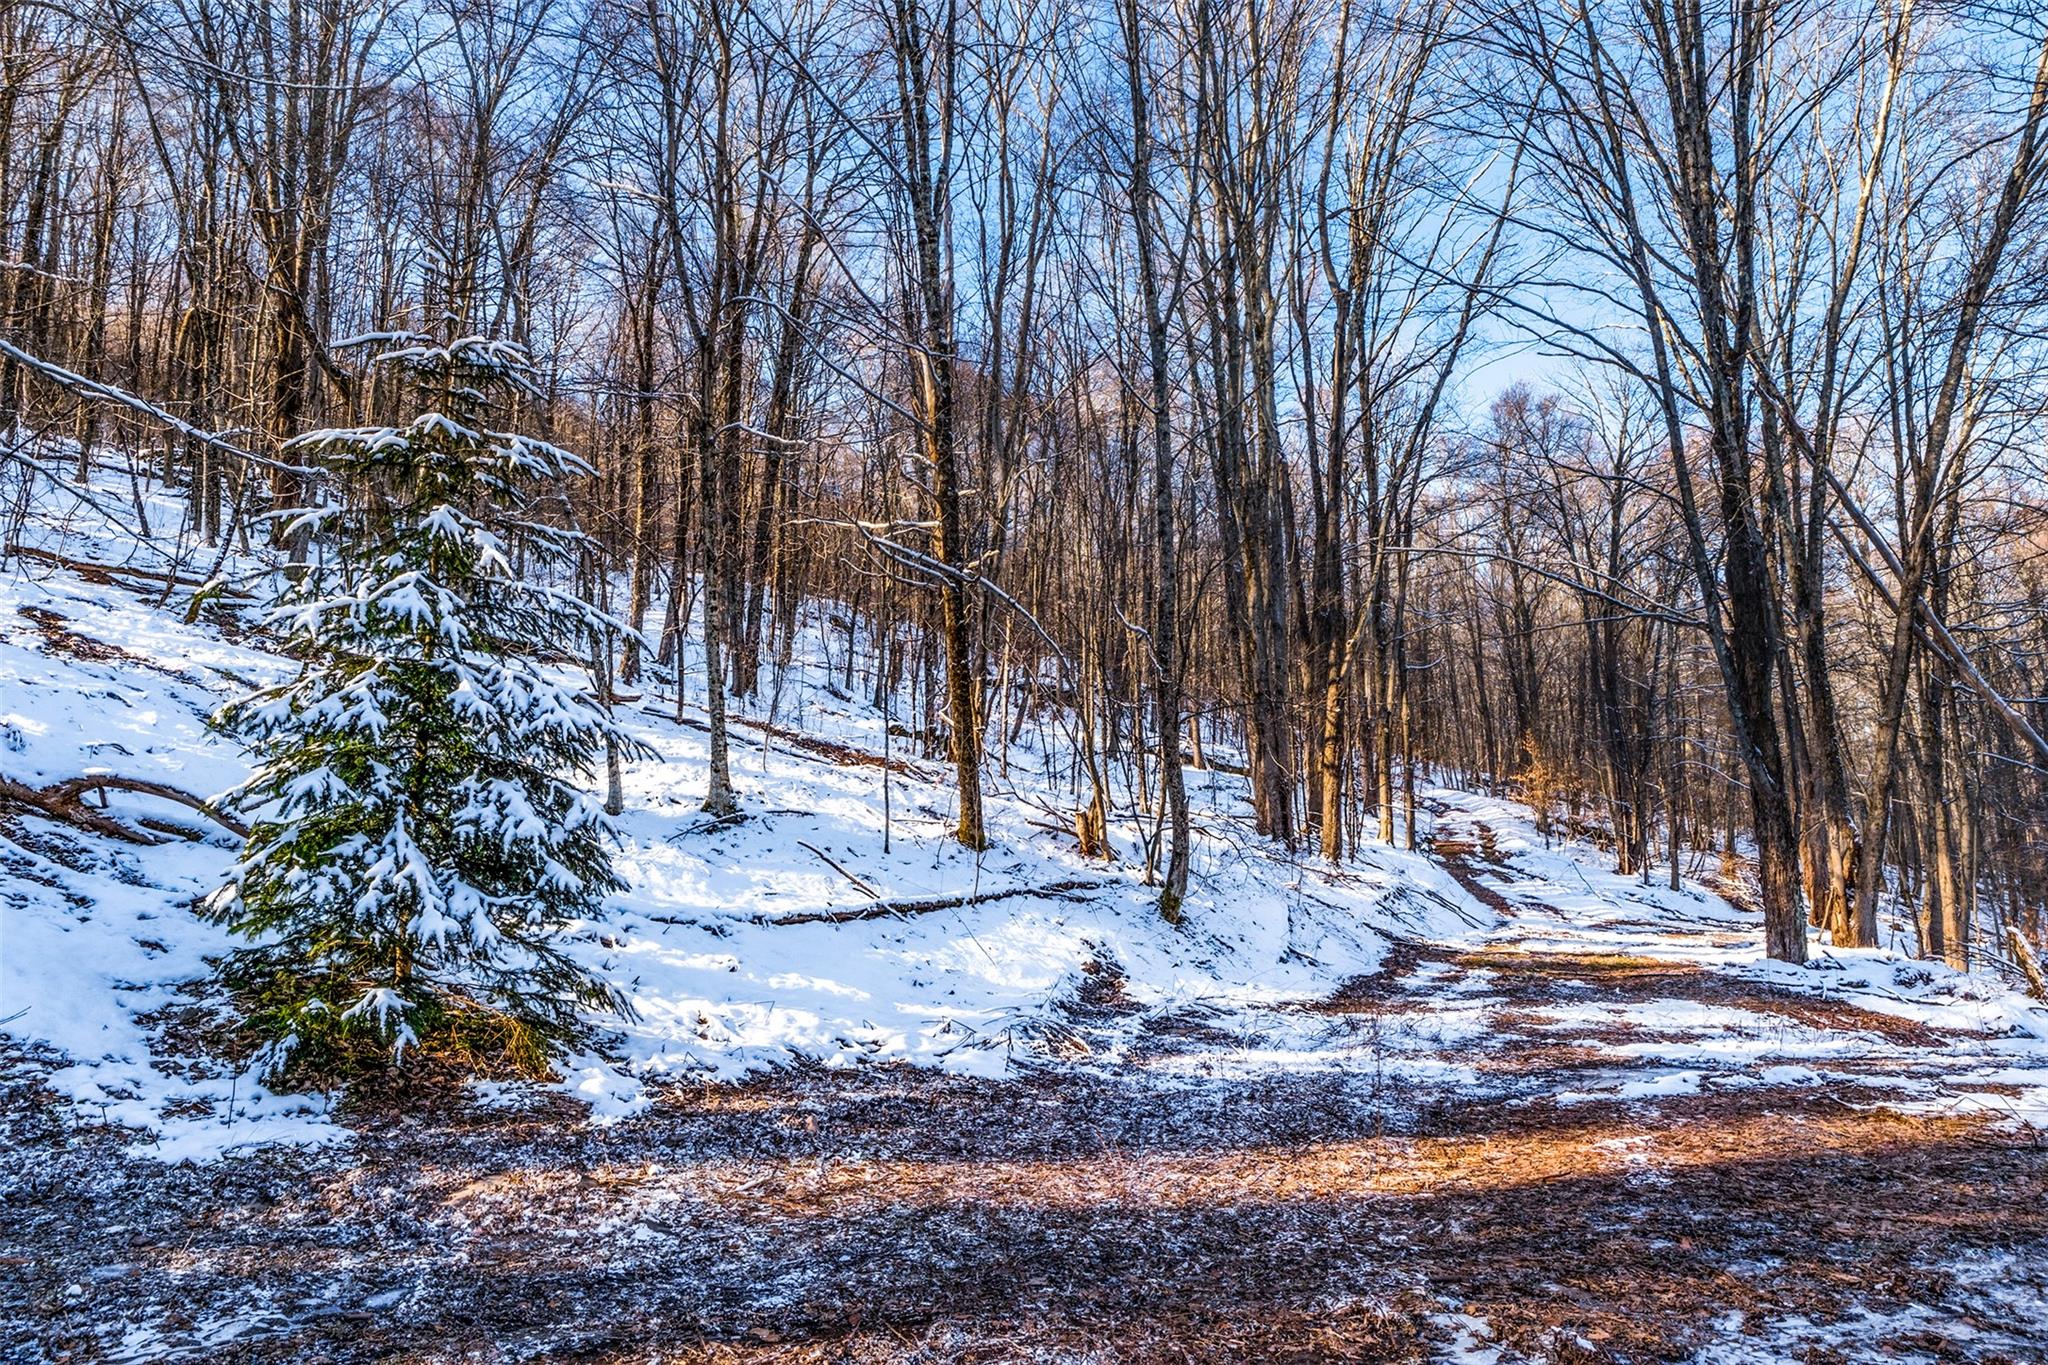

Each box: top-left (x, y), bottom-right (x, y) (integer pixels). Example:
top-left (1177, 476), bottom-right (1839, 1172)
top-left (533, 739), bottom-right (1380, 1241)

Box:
top-left (12, 471), bottom-right (2048, 1362)
top-left (1, 469), bottom-right (1478, 1159)
top-left (5, 466), bottom-right (2047, 1171)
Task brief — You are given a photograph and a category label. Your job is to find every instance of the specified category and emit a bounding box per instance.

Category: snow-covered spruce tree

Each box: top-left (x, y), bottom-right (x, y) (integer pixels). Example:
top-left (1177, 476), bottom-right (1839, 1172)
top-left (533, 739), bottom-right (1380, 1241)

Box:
top-left (208, 335), bottom-right (642, 1081)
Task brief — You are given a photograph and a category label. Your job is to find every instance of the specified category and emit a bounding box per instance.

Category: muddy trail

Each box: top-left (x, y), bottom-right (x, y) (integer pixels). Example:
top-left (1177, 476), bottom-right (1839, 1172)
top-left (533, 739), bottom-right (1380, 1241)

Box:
top-left (7, 811), bottom-right (2048, 1364)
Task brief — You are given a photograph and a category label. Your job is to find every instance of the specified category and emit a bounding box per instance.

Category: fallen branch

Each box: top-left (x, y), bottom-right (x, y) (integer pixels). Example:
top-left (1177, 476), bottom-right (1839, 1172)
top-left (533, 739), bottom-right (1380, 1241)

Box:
top-left (0, 443), bottom-right (135, 526)
top-left (797, 840), bottom-right (881, 899)
top-left (757, 877), bottom-right (1112, 926)
top-left (0, 336), bottom-right (316, 478)
top-left (821, 517), bottom-right (1072, 665)
top-left (3, 543), bottom-right (229, 592)
top-left (0, 773), bottom-right (248, 844)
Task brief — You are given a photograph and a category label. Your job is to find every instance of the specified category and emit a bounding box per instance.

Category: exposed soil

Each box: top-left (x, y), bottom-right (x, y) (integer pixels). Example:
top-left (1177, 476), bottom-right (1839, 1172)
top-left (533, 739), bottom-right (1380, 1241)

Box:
top-left (5, 814), bottom-right (2046, 1364)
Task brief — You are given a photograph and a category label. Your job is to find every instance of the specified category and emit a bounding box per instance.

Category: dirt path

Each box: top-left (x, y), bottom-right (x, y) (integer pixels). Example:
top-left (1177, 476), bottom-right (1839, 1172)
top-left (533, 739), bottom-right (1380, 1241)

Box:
top-left (8, 812), bottom-right (2048, 1364)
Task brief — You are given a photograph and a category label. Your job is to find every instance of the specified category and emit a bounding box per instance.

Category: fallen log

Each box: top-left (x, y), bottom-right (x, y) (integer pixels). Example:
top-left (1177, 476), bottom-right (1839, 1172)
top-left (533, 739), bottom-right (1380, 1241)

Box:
top-left (2, 543), bottom-right (233, 593)
top-left (0, 773), bottom-right (248, 844)
top-left (757, 877), bottom-right (1112, 926)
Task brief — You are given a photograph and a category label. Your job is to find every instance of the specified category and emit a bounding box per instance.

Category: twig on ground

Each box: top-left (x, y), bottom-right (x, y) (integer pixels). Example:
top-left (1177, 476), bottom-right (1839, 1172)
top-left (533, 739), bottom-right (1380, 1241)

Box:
top-left (797, 841), bottom-right (881, 900)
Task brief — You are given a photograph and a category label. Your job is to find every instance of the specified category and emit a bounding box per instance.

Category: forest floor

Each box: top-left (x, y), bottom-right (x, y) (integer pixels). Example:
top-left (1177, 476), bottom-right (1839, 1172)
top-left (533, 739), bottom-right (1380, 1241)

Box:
top-left (7, 478), bottom-right (2048, 1362)
top-left (9, 799), bottom-right (2048, 1364)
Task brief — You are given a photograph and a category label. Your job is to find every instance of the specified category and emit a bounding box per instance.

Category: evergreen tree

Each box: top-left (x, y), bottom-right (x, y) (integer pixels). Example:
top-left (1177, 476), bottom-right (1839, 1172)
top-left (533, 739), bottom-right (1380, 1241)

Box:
top-left (208, 335), bottom-right (643, 1080)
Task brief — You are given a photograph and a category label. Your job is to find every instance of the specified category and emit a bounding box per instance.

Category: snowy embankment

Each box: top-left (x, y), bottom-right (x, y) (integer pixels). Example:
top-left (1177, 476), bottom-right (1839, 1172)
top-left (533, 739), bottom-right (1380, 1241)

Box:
top-left (6, 468), bottom-right (2048, 1167)
top-left (1, 471), bottom-right (1478, 1159)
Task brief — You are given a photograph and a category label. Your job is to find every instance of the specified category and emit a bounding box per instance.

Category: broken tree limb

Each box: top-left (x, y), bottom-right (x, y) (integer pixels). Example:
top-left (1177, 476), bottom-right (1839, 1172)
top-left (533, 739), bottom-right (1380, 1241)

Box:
top-left (0, 774), bottom-right (156, 843)
top-left (796, 840), bottom-right (881, 899)
top-left (640, 703), bottom-right (938, 781)
top-left (1759, 382), bottom-right (2048, 766)
top-left (0, 442), bottom-right (134, 525)
top-left (814, 517), bottom-right (1073, 665)
top-left (756, 877), bottom-right (1112, 926)
top-left (0, 773), bottom-right (248, 843)
top-left (3, 543), bottom-right (234, 593)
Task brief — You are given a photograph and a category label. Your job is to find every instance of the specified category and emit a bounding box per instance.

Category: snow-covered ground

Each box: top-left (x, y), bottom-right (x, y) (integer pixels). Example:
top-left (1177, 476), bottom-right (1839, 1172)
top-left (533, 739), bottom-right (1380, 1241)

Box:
top-left (0, 465), bottom-right (1475, 1158)
top-left (1419, 791), bottom-right (2048, 1126)
top-left (10, 464), bottom-right (2048, 1363)
top-left (4, 461), bottom-right (2047, 1169)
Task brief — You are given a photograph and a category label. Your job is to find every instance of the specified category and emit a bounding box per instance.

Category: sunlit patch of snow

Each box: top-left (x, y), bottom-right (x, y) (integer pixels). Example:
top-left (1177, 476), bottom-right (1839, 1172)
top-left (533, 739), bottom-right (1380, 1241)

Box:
top-left (558, 1054), bottom-right (649, 1121)
top-left (1555, 1069), bottom-right (1704, 1105)
top-left (1421, 787), bottom-right (2048, 1122)
top-left (1431, 1312), bottom-right (1505, 1363)
top-left (1686, 1253), bottom-right (2048, 1365)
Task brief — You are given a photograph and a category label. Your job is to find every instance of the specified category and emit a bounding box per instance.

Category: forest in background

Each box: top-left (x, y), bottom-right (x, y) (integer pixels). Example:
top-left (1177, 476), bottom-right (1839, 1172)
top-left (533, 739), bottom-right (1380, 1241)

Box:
top-left (6, 0), bottom-right (2048, 987)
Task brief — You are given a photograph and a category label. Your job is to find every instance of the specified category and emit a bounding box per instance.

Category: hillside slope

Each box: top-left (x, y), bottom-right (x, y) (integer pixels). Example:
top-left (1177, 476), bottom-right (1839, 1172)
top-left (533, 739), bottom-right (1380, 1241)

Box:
top-left (2, 472), bottom-right (1481, 1157)
top-left (7, 477), bottom-right (2048, 1362)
